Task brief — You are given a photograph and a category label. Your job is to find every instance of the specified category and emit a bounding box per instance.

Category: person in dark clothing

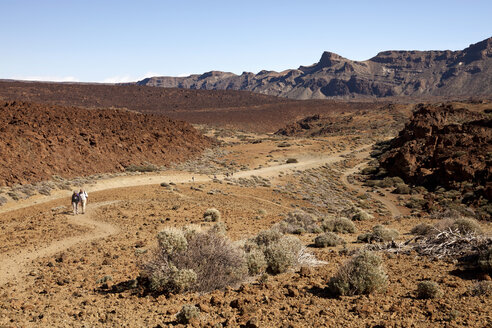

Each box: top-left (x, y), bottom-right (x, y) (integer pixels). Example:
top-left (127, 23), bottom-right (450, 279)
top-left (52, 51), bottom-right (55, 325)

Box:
top-left (71, 191), bottom-right (80, 215)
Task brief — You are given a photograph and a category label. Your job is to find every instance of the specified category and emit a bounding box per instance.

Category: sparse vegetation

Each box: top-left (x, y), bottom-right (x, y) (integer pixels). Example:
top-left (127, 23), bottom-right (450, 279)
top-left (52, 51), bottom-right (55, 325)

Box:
top-left (468, 281), bottom-right (492, 296)
top-left (263, 235), bottom-right (303, 274)
top-left (327, 250), bottom-right (387, 296)
top-left (274, 211), bottom-right (321, 235)
top-left (322, 217), bottom-right (356, 234)
top-left (176, 304), bottom-right (200, 324)
top-left (314, 232), bottom-right (344, 248)
top-left (478, 247), bottom-right (492, 273)
top-left (286, 158), bottom-right (298, 164)
top-left (140, 225), bottom-right (247, 294)
top-left (203, 208), bottom-right (221, 222)
top-left (411, 223), bottom-right (434, 236)
top-left (357, 225), bottom-right (399, 243)
top-left (125, 163), bottom-right (159, 172)
top-left (416, 281), bottom-right (441, 299)
top-left (435, 217), bottom-right (483, 235)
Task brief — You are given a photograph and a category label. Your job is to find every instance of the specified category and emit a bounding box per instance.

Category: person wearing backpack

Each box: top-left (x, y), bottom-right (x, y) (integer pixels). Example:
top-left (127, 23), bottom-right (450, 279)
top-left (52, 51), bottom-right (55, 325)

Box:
top-left (79, 189), bottom-right (88, 214)
top-left (71, 191), bottom-right (80, 215)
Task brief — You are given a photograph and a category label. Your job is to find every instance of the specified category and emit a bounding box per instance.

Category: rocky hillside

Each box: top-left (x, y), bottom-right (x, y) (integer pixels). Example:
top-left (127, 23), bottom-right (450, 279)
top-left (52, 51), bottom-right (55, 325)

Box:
top-left (137, 37), bottom-right (492, 100)
top-left (275, 104), bottom-right (409, 138)
top-left (379, 103), bottom-right (491, 202)
top-left (0, 101), bottom-right (212, 186)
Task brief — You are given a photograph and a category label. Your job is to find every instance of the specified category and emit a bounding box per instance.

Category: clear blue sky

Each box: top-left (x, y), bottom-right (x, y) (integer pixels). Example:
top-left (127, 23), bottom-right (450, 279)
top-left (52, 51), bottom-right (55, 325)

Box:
top-left (1, 0), bottom-right (491, 82)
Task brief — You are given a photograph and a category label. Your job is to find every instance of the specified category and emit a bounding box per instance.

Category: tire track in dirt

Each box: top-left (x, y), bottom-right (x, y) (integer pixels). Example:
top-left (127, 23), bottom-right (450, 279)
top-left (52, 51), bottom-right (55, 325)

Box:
top-left (0, 201), bottom-right (119, 286)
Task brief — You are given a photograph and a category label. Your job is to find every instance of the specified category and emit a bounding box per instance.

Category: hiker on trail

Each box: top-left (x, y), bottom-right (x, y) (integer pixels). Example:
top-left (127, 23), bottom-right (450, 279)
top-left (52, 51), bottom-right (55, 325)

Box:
top-left (79, 189), bottom-right (88, 214)
top-left (71, 191), bottom-right (80, 215)
top-left (192, 176), bottom-right (195, 183)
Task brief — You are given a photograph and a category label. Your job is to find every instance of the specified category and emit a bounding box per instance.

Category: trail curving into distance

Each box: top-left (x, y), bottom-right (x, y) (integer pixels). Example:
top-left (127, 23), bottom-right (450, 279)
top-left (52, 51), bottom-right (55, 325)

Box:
top-left (0, 144), bottom-right (380, 286)
top-left (0, 201), bottom-right (119, 286)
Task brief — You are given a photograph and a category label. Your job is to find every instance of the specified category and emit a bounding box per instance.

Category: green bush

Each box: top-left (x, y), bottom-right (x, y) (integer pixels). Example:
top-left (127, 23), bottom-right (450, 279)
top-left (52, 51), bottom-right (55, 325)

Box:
top-left (314, 232), bottom-right (344, 248)
top-left (176, 304), bottom-right (200, 324)
top-left (327, 250), bottom-right (387, 296)
top-left (417, 281), bottom-right (442, 299)
top-left (357, 225), bottom-right (399, 243)
top-left (203, 208), bottom-right (221, 222)
top-left (322, 217), bottom-right (356, 234)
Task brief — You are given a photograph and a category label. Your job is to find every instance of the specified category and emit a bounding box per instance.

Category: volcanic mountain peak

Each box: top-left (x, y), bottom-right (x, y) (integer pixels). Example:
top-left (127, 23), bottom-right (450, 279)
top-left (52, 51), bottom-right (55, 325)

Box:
top-left (136, 36), bottom-right (492, 100)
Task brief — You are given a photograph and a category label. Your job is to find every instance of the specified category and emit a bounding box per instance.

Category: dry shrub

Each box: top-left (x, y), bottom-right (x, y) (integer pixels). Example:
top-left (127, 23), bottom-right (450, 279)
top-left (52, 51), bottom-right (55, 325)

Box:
top-left (328, 250), bottom-right (387, 296)
top-left (322, 217), bottom-right (356, 234)
top-left (140, 225), bottom-right (246, 294)
top-left (253, 229), bottom-right (283, 247)
top-left (176, 304), bottom-right (200, 324)
top-left (468, 281), bottom-right (492, 296)
top-left (264, 235), bottom-right (303, 274)
top-left (393, 183), bottom-right (411, 194)
top-left (343, 207), bottom-right (373, 221)
top-left (0, 196), bottom-right (7, 206)
top-left (416, 281), bottom-right (442, 299)
top-left (478, 247), bottom-right (492, 273)
top-left (435, 217), bottom-right (483, 235)
top-left (246, 229), bottom-right (305, 275)
top-left (411, 223), bottom-right (435, 236)
top-left (203, 208), bottom-right (221, 222)
top-left (274, 211), bottom-right (321, 235)
top-left (314, 232), bottom-right (344, 248)
top-left (246, 248), bottom-right (267, 275)
top-left (358, 225), bottom-right (399, 243)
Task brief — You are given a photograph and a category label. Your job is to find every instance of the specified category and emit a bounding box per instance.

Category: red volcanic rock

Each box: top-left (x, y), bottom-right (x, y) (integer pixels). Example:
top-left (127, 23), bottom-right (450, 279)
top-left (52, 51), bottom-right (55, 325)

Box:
top-left (380, 104), bottom-right (491, 201)
top-left (0, 101), bottom-right (213, 186)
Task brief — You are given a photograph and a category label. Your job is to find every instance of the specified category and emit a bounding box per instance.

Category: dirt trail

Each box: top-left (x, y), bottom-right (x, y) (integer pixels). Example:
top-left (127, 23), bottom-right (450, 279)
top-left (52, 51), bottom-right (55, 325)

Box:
top-left (0, 146), bottom-right (369, 216)
top-left (0, 201), bottom-right (119, 286)
top-left (0, 145), bottom-right (372, 285)
top-left (341, 161), bottom-right (402, 217)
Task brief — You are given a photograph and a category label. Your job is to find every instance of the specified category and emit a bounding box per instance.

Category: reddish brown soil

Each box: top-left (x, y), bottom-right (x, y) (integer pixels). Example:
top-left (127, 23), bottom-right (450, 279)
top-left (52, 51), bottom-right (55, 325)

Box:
top-left (0, 101), bottom-right (213, 186)
top-left (0, 81), bottom-right (386, 132)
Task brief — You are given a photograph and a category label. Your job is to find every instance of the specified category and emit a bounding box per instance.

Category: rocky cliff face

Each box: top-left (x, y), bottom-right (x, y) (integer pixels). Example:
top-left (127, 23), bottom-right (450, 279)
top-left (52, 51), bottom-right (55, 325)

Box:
top-left (379, 104), bottom-right (491, 201)
top-left (137, 37), bottom-right (492, 99)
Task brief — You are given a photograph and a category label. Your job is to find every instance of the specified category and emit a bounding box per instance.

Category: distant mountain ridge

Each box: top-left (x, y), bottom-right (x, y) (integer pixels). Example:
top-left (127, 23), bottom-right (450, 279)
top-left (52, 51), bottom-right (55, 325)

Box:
top-left (137, 37), bottom-right (492, 99)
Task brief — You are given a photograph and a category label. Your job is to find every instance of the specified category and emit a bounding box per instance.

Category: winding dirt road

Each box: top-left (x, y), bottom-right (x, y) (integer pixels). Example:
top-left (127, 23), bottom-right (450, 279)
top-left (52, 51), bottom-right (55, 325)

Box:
top-left (0, 144), bottom-right (405, 285)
